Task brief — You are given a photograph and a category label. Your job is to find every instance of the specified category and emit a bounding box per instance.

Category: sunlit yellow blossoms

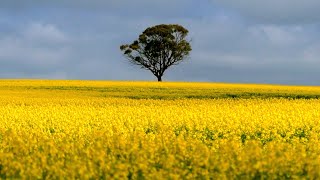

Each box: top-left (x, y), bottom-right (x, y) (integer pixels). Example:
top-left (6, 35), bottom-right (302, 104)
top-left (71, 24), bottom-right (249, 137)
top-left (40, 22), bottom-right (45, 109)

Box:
top-left (0, 80), bottom-right (320, 179)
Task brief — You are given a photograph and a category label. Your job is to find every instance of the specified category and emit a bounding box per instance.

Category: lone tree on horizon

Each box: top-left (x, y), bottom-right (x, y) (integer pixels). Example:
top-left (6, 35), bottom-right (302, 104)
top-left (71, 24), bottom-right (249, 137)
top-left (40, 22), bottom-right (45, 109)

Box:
top-left (120, 24), bottom-right (192, 82)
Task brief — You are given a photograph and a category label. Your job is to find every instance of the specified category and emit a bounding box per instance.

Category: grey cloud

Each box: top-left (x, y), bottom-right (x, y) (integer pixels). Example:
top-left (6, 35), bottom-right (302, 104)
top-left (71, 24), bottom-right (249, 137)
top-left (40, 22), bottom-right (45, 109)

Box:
top-left (0, 22), bottom-right (72, 78)
top-left (0, 0), bottom-right (179, 8)
top-left (2, 15), bottom-right (320, 84)
top-left (212, 0), bottom-right (320, 24)
top-left (164, 16), bottom-right (320, 84)
top-left (0, 0), bottom-right (193, 19)
top-left (1, 1), bottom-right (320, 85)
top-left (23, 23), bottom-right (67, 44)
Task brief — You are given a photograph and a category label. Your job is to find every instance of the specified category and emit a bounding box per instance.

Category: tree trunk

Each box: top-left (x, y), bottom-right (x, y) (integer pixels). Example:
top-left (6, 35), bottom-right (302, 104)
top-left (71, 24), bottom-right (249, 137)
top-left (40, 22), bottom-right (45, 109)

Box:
top-left (157, 76), bottom-right (162, 82)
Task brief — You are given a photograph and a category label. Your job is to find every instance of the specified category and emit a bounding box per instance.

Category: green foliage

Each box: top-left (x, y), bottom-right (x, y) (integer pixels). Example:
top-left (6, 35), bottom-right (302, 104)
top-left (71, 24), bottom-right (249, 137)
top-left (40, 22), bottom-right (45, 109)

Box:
top-left (120, 24), bottom-right (192, 81)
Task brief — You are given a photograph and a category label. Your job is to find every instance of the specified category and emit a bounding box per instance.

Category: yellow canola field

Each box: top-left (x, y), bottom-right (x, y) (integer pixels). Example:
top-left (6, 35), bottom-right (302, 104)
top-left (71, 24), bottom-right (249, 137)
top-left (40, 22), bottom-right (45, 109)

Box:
top-left (0, 80), bottom-right (320, 179)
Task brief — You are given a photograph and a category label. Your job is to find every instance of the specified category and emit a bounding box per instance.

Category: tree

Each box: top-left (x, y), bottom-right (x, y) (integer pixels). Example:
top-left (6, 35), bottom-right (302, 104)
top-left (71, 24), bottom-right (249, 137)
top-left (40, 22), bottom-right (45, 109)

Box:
top-left (120, 24), bottom-right (192, 82)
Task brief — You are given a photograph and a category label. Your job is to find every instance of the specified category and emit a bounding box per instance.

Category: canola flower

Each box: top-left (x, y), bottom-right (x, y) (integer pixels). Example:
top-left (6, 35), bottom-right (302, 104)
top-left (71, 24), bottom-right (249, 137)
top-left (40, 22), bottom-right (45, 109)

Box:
top-left (0, 80), bottom-right (320, 179)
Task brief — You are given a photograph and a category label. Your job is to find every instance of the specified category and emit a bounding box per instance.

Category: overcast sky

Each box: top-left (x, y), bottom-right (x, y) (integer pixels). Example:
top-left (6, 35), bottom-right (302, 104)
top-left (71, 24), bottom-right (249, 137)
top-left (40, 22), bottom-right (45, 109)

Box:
top-left (1, 0), bottom-right (320, 85)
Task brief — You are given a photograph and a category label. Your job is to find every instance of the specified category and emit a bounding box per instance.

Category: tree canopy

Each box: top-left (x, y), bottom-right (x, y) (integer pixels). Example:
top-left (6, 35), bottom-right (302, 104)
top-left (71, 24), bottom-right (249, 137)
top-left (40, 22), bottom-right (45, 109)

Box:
top-left (120, 24), bottom-right (192, 81)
